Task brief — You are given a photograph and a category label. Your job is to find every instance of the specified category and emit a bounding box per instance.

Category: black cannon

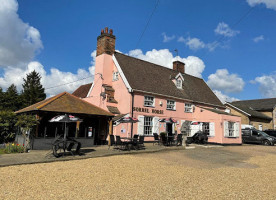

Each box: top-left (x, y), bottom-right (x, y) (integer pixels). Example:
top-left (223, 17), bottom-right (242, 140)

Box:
top-left (188, 131), bottom-right (208, 144)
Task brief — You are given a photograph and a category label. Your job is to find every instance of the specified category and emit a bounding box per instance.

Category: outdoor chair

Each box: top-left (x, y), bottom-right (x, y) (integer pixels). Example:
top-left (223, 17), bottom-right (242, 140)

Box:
top-left (115, 136), bottom-right (128, 150)
top-left (131, 136), bottom-right (139, 150)
top-left (138, 135), bottom-right (145, 149)
top-left (153, 133), bottom-right (160, 145)
top-left (160, 134), bottom-right (167, 146)
top-left (175, 134), bottom-right (183, 146)
top-left (133, 134), bottom-right (139, 139)
top-left (108, 135), bottom-right (115, 150)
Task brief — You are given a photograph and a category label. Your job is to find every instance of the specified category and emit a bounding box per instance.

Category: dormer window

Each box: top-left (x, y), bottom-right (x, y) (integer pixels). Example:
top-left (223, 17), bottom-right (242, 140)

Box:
top-left (112, 71), bottom-right (119, 81)
top-left (174, 73), bottom-right (184, 89)
top-left (176, 79), bottom-right (182, 89)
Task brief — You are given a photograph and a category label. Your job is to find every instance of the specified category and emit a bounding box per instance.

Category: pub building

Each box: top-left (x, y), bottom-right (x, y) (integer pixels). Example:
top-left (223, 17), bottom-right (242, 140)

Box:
top-left (73, 27), bottom-right (242, 145)
top-left (15, 92), bottom-right (113, 149)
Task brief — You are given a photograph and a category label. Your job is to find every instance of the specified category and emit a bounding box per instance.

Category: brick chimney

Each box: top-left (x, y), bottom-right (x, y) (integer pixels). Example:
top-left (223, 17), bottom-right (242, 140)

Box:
top-left (173, 61), bottom-right (185, 74)
top-left (96, 27), bottom-right (116, 56)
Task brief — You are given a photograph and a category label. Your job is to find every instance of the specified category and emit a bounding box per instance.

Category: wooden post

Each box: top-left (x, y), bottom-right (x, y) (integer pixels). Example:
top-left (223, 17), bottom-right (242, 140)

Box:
top-left (76, 121), bottom-right (80, 138)
top-left (35, 114), bottom-right (40, 137)
top-left (108, 119), bottom-right (113, 146)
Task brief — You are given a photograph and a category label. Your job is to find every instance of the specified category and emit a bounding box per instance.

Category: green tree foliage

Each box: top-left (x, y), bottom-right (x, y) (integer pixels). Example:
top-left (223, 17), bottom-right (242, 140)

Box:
top-left (0, 87), bottom-right (4, 110)
top-left (16, 114), bottom-right (39, 150)
top-left (4, 84), bottom-right (22, 111)
top-left (22, 70), bottom-right (46, 107)
top-left (16, 114), bottom-right (39, 133)
top-left (0, 111), bottom-right (17, 143)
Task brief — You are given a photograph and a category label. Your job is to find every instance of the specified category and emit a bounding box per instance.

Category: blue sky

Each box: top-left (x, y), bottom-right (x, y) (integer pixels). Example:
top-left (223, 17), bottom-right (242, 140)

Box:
top-left (0, 0), bottom-right (276, 102)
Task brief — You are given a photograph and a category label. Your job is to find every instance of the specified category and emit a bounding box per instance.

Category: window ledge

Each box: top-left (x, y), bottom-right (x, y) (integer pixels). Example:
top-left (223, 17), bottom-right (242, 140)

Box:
top-left (144, 105), bottom-right (155, 108)
top-left (140, 135), bottom-right (154, 137)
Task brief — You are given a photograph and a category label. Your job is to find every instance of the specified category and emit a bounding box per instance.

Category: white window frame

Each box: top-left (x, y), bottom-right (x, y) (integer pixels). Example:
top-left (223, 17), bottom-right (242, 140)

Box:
top-left (144, 96), bottom-right (155, 107)
top-left (224, 121), bottom-right (239, 138)
top-left (144, 116), bottom-right (153, 135)
top-left (185, 103), bottom-right (193, 113)
top-left (112, 71), bottom-right (119, 81)
top-left (228, 122), bottom-right (235, 137)
top-left (202, 122), bottom-right (210, 135)
top-left (166, 100), bottom-right (176, 110)
top-left (176, 79), bottom-right (182, 89)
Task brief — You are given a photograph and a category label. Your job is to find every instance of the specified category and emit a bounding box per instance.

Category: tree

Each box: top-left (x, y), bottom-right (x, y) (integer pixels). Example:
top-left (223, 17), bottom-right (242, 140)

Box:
top-left (0, 110), bottom-right (17, 144)
top-left (3, 84), bottom-right (22, 111)
top-left (0, 87), bottom-right (4, 110)
top-left (16, 114), bottom-right (39, 151)
top-left (22, 70), bottom-right (46, 107)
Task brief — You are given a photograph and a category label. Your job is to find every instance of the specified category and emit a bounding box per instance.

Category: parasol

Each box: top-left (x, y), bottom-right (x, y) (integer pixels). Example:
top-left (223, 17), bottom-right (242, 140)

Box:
top-left (49, 114), bottom-right (83, 139)
top-left (117, 117), bottom-right (139, 138)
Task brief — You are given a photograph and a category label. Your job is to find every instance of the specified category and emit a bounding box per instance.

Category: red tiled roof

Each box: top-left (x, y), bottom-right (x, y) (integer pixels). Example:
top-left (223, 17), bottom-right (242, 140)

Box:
top-left (15, 92), bottom-right (114, 117)
top-left (72, 83), bottom-right (92, 98)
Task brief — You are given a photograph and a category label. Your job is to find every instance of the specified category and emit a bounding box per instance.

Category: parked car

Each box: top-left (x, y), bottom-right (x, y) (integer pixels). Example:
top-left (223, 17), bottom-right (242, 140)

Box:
top-left (242, 128), bottom-right (276, 146)
top-left (263, 130), bottom-right (276, 138)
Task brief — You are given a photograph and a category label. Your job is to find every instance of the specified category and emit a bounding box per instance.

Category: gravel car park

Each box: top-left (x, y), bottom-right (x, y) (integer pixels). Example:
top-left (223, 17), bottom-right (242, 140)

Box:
top-left (1, 145), bottom-right (276, 199)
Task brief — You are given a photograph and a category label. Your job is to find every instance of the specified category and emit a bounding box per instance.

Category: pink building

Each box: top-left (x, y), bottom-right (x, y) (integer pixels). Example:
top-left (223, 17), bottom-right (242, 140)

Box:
top-left (73, 27), bottom-right (242, 145)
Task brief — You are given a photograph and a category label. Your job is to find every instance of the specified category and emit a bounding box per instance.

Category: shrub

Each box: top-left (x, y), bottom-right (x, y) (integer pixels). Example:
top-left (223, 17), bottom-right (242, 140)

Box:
top-left (4, 143), bottom-right (25, 154)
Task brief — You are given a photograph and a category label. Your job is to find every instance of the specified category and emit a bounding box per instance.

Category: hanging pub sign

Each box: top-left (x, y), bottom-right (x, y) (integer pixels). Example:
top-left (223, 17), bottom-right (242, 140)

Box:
top-left (133, 107), bottom-right (164, 115)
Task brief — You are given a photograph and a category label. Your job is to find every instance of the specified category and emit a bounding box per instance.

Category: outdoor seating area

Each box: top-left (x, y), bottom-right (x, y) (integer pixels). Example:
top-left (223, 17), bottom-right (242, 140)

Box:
top-left (158, 133), bottom-right (183, 146)
top-left (109, 135), bottom-right (145, 151)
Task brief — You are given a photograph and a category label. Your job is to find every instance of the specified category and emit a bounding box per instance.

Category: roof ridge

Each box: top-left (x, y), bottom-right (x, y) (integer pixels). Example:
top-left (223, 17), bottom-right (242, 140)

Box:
top-left (114, 51), bottom-right (203, 80)
top-left (36, 92), bottom-right (67, 109)
top-left (232, 97), bottom-right (276, 102)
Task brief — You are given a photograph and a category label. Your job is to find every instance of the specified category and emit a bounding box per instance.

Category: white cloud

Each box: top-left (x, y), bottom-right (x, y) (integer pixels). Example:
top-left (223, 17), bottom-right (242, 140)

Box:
top-left (128, 49), bottom-right (205, 78)
top-left (253, 35), bottom-right (264, 43)
top-left (214, 22), bottom-right (240, 37)
top-left (207, 69), bottom-right (245, 93)
top-left (251, 72), bottom-right (276, 98)
top-left (247, 0), bottom-right (276, 11)
top-left (213, 90), bottom-right (239, 104)
top-left (0, 51), bottom-right (96, 97)
top-left (178, 36), bottom-right (219, 51)
top-left (162, 33), bottom-right (175, 43)
top-left (0, 0), bottom-right (43, 68)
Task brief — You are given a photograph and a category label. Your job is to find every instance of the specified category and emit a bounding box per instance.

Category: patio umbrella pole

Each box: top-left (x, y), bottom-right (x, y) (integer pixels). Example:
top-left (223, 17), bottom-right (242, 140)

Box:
top-left (64, 122), bottom-right (67, 140)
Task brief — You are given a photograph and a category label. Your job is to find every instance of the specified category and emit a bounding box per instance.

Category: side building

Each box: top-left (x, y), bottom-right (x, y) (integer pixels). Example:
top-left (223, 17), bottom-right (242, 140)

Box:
top-left (73, 27), bottom-right (242, 145)
top-left (225, 98), bottom-right (276, 130)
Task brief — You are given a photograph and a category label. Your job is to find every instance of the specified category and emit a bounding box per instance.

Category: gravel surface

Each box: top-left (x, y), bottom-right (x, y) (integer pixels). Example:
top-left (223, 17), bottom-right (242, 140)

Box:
top-left (1, 145), bottom-right (276, 200)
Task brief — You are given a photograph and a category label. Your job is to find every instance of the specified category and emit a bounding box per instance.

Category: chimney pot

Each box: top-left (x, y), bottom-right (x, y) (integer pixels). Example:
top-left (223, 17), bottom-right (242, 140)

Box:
top-left (96, 27), bottom-right (116, 56)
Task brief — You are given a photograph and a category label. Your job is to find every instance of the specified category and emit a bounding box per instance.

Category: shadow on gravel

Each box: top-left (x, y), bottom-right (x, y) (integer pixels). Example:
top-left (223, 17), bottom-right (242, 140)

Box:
top-left (184, 148), bottom-right (258, 169)
top-left (135, 147), bottom-right (260, 169)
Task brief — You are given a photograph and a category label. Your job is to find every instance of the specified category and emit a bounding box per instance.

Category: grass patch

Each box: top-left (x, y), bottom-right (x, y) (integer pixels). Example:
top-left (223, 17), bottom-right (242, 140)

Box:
top-left (0, 148), bottom-right (5, 154)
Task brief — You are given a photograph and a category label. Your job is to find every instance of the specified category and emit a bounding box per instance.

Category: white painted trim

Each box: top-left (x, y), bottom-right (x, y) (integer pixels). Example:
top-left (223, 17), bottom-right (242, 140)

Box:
top-left (86, 82), bottom-right (94, 98)
top-left (175, 73), bottom-right (184, 81)
top-left (225, 103), bottom-right (251, 116)
top-left (112, 55), bottom-right (133, 92)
